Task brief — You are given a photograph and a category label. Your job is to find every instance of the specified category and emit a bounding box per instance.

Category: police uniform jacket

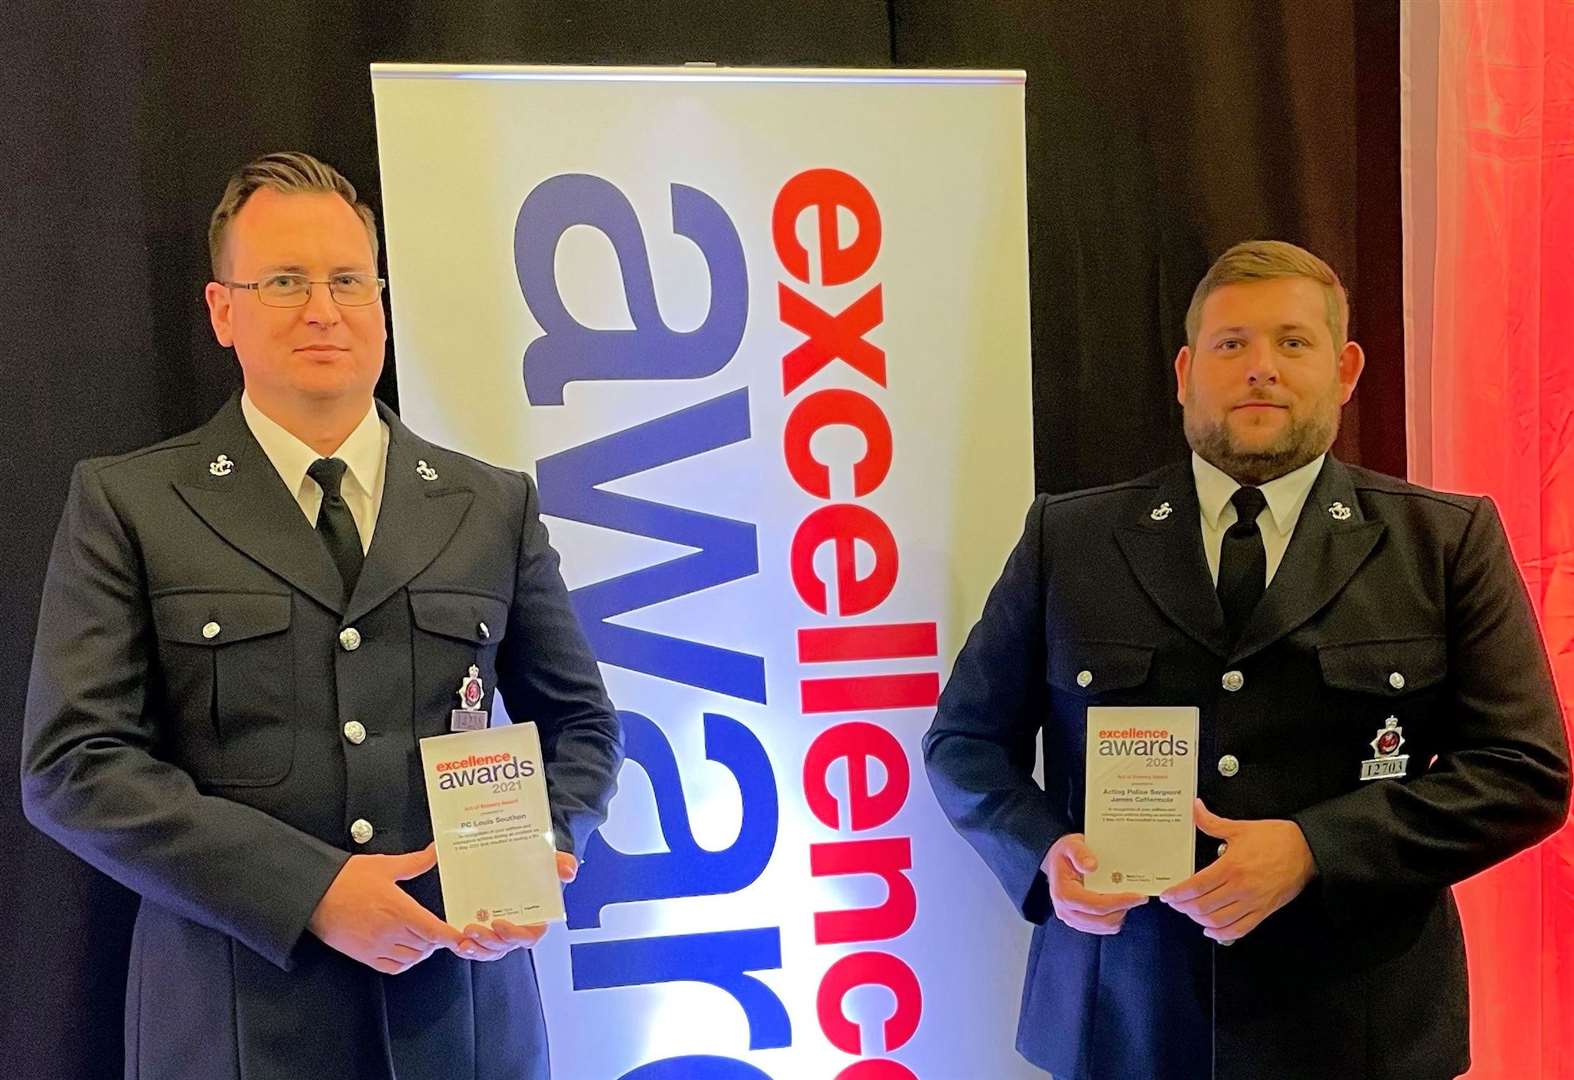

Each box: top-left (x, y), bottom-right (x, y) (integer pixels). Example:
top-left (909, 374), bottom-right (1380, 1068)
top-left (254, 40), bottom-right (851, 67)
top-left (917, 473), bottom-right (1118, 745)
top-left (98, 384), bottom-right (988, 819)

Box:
top-left (923, 456), bottom-right (1569, 1080)
top-left (22, 395), bottom-right (623, 1080)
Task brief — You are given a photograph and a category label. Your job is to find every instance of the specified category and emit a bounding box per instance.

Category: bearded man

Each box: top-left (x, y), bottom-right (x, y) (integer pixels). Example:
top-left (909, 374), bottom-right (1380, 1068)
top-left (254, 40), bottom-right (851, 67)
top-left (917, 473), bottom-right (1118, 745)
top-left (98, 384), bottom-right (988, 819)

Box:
top-left (923, 240), bottom-right (1569, 1080)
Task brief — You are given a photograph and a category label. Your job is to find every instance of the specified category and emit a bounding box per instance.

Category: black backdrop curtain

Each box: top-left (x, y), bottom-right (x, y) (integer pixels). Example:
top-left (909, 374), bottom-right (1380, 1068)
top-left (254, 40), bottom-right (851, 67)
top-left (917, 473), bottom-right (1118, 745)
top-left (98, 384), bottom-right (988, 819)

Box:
top-left (0, 3), bottom-right (1399, 1076)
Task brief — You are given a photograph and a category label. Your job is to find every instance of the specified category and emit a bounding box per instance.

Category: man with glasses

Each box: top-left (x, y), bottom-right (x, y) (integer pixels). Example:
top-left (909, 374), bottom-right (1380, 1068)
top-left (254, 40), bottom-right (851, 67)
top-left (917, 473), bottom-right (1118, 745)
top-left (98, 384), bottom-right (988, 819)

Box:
top-left (21, 152), bottom-right (623, 1080)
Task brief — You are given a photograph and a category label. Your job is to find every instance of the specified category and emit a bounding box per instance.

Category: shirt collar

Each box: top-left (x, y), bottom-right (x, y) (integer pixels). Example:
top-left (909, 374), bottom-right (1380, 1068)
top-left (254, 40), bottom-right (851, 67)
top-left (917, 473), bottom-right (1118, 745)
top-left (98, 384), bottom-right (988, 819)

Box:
top-left (1191, 451), bottom-right (1326, 537)
top-left (240, 391), bottom-right (385, 499)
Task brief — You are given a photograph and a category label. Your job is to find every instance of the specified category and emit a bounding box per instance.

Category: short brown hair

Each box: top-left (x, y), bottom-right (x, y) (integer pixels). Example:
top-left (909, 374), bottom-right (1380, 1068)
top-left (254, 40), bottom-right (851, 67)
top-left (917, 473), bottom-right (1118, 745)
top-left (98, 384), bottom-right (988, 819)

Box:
top-left (1185, 240), bottom-right (1348, 350)
top-left (208, 151), bottom-right (379, 277)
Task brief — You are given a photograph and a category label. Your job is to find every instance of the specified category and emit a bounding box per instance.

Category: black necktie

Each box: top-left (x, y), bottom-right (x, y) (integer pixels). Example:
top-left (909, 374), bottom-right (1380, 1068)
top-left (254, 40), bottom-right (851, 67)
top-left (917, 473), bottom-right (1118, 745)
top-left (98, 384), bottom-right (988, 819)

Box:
top-left (307, 457), bottom-right (364, 595)
top-left (1217, 485), bottom-right (1268, 642)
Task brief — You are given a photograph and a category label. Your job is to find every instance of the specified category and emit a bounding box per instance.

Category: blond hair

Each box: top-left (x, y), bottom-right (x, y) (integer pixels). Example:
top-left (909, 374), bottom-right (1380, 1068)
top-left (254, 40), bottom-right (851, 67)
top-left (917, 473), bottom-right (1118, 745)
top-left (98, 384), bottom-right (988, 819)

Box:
top-left (1185, 240), bottom-right (1348, 349)
top-left (208, 151), bottom-right (378, 277)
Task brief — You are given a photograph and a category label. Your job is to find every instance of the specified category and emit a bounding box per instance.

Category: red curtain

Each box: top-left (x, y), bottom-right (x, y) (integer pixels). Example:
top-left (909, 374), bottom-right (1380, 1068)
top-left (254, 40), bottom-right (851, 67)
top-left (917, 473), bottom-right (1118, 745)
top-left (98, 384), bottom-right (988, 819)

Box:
top-left (1410, 2), bottom-right (1574, 1077)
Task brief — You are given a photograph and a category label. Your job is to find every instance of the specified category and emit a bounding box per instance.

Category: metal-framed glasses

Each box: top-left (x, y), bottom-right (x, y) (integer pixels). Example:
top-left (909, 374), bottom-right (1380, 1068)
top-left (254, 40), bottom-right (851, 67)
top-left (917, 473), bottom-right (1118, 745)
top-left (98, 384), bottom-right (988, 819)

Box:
top-left (223, 272), bottom-right (386, 308)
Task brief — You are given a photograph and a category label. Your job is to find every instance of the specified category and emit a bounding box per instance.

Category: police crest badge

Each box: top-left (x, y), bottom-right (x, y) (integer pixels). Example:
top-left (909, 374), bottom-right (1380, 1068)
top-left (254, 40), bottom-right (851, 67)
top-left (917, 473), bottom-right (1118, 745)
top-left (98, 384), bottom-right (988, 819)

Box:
top-left (451, 664), bottom-right (488, 731)
top-left (1360, 716), bottom-right (1409, 781)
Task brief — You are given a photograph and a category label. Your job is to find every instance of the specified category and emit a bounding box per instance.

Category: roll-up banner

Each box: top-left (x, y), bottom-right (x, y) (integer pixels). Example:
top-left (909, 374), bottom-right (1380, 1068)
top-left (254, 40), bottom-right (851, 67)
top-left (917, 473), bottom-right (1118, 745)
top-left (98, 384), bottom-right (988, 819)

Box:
top-left (372, 63), bottom-right (1035, 1080)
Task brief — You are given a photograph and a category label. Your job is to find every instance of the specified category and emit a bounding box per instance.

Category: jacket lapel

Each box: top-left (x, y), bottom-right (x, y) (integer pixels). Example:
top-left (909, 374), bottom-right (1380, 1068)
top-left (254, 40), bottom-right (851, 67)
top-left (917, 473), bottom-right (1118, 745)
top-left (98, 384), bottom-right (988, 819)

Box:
top-left (1114, 462), bottom-right (1232, 659)
top-left (1229, 456), bottom-right (1385, 664)
top-left (343, 403), bottom-right (474, 625)
top-left (172, 395), bottom-right (348, 614)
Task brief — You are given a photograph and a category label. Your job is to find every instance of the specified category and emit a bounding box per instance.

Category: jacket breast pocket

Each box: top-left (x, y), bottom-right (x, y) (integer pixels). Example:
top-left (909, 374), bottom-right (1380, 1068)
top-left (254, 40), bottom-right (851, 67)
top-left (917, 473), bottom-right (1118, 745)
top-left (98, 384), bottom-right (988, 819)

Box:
top-left (1317, 636), bottom-right (1447, 698)
top-left (150, 589), bottom-right (295, 786)
top-left (1047, 639), bottom-right (1156, 700)
top-left (409, 590), bottom-right (510, 719)
top-left (1318, 636), bottom-right (1448, 775)
top-left (1044, 639), bottom-right (1157, 824)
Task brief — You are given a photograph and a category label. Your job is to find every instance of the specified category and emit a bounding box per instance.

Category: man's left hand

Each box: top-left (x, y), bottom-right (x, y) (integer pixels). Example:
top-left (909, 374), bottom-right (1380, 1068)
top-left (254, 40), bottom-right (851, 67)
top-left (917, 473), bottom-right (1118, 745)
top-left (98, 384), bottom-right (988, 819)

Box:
top-left (453, 851), bottom-right (579, 961)
top-left (1159, 799), bottom-right (1318, 944)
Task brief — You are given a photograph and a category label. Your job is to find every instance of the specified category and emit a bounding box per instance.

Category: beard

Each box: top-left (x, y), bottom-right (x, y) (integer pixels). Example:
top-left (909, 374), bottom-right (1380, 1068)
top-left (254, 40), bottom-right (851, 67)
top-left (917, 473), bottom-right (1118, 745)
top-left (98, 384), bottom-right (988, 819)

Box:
top-left (1183, 393), bottom-right (1340, 485)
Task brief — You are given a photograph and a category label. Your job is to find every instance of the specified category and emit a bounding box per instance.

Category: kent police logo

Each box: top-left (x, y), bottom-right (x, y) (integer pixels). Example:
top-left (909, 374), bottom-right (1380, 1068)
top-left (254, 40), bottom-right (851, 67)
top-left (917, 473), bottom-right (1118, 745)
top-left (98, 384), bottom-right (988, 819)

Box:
top-left (457, 665), bottom-right (485, 710)
top-left (1360, 717), bottom-right (1409, 781)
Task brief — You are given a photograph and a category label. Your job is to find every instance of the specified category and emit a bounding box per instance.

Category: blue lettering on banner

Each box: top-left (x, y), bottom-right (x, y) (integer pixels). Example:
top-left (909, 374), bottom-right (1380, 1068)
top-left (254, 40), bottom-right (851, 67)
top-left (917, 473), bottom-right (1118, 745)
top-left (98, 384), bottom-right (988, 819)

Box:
top-left (521, 173), bottom-right (782, 1076)
top-left (619, 1057), bottom-right (774, 1080)
top-left (573, 927), bottom-right (790, 1051)
top-left (568, 711), bottom-right (777, 928)
top-left (536, 390), bottom-right (766, 703)
top-left (515, 173), bottom-right (748, 405)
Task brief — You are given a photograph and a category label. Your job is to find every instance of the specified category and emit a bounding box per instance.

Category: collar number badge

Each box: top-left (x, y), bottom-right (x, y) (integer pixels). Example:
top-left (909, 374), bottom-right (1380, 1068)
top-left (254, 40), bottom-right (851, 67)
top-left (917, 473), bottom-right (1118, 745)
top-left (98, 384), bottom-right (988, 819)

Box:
top-left (209, 454), bottom-right (234, 477)
top-left (1359, 716), bottom-right (1409, 781)
top-left (1328, 501), bottom-right (1352, 521)
top-left (1150, 501), bottom-right (1173, 521)
top-left (416, 459), bottom-right (438, 482)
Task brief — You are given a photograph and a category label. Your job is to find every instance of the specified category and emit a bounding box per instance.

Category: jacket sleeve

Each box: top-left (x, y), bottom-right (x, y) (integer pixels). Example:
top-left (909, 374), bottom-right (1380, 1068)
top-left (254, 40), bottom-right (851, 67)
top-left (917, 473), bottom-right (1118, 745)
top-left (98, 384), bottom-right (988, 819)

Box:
top-left (923, 495), bottom-right (1061, 923)
top-left (495, 470), bottom-right (623, 858)
top-left (1292, 495), bottom-right (1571, 921)
top-left (21, 462), bottom-right (350, 970)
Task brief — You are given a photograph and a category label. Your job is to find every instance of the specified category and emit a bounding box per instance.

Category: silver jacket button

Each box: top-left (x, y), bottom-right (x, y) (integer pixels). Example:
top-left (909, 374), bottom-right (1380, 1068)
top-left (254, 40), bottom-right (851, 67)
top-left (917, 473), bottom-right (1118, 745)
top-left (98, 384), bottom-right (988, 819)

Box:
top-left (339, 627), bottom-right (362, 652)
top-left (201, 621), bottom-right (221, 640)
top-left (1076, 669), bottom-right (1093, 688)
top-left (350, 818), bottom-right (374, 845)
top-left (343, 721), bottom-right (367, 745)
top-left (478, 621), bottom-right (490, 640)
top-left (1221, 670), bottom-right (1245, 692)
top-left (1389, 671), bottom-right (1406, 690)
top-left (1217, 754), bottom-right (1241, 778)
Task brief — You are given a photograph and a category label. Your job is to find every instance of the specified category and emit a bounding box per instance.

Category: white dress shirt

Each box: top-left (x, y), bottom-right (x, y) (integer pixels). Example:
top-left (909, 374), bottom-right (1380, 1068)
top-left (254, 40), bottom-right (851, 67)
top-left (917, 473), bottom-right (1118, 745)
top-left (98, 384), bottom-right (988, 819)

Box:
top-left (240, 392), bottom-right (389, 553)
top-left (1192, 451), bottom-right (1325, 589)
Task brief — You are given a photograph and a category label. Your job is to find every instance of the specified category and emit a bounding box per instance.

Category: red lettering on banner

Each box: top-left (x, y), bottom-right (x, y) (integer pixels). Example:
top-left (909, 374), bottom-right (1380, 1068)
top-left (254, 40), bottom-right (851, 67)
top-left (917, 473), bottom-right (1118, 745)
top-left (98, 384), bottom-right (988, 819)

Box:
top-left (801, 672), bottom-right (940, 714)
top-left (789, 504), bottom-right (899, 616)
top-left (836, 1061), bottom-right (920, 1080)
top-left (779, 284), bottom-right (886, 394)
top-left (816, 951), bottom-right (923, 1055)
top-left (811, 837), bottom-right (916, 945)
top-left (783, 387), bottom-right (893, 498)
top-left (802, 721), bottom-right (910, 832)
top-left (776, 165), bottom-right (934, 1075)
top-left (771, 167), bottom-right (882, 286)
top-left (797, 622), bottom-right (938, 663)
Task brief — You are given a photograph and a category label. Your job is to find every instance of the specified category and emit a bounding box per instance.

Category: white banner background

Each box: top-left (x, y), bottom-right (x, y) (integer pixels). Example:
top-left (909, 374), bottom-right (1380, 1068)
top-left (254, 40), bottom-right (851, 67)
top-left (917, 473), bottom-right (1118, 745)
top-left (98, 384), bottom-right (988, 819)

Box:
top-left (373, 64), bottom-right (1036, 1080)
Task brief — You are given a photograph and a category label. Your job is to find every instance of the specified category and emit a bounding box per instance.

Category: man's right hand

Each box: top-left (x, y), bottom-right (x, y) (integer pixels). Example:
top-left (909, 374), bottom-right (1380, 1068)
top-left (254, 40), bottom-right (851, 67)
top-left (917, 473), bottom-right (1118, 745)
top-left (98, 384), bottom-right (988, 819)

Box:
top-left (307, 844), bottom-right (465, 974)
top-left (1043, 833), bottom-right (1149, 935)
